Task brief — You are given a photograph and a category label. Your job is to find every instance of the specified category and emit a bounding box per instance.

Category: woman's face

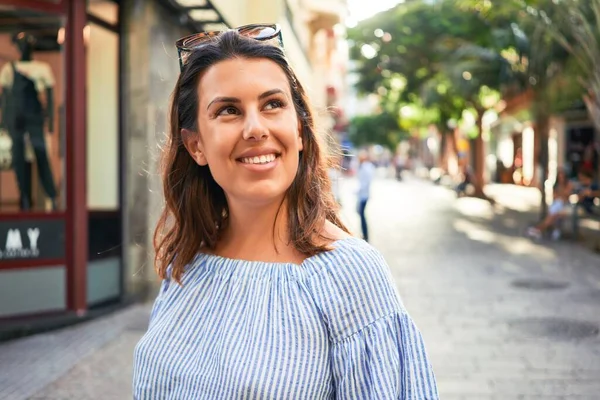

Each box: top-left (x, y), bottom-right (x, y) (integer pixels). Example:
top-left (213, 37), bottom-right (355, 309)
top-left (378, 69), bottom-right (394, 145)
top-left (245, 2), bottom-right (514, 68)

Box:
top-left (185, 57), bottom-right (303, 206)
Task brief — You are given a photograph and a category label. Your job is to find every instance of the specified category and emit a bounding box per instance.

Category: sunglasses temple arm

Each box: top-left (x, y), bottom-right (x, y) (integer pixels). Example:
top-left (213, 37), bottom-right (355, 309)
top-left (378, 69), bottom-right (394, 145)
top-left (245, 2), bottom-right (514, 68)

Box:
top-left (177, 48), bottom-right (184, 71)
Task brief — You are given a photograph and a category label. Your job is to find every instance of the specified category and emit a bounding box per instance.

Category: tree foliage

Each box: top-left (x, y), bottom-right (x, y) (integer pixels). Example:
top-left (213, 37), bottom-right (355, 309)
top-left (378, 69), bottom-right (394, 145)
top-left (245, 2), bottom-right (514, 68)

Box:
top-left (348, 111), bottom-right (406, 151)
top-left (348, 0), bottom-right (585, 129)
top-left (347, 0), bottom-right (517, 142)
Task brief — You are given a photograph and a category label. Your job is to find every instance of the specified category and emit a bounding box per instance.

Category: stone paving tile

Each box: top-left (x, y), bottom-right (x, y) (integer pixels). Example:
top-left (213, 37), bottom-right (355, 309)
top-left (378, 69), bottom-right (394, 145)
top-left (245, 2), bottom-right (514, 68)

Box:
top-left (0, 304), bottom-right (150, 400)
top-left (29, 332), bottom-right (142, 400)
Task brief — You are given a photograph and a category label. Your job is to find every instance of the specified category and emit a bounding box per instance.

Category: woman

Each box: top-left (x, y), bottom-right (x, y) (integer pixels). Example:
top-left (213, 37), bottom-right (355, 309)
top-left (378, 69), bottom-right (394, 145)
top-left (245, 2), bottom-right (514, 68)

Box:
top-left (133, 25), bottom-right (438, 399)
top-left (527, 169), bottom-right (573, 240)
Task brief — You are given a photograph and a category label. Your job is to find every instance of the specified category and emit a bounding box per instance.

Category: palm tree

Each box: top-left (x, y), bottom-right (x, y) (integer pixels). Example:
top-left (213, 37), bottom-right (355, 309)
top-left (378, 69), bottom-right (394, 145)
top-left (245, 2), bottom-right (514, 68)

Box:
top-left (534, 0), bottom-right (600, 176)
top-left (504, 20), bottom-right (571, 216)
top-left (449, 2), bottom-right (572, 215)
top-left (457, 0), bottom-right (596, 215)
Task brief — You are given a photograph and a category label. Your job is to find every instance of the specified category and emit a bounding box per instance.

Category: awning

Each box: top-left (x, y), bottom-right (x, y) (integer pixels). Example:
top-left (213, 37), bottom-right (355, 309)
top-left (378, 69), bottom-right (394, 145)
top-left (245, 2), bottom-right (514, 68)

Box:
top-left (161, 0), bottom-right (229, 33)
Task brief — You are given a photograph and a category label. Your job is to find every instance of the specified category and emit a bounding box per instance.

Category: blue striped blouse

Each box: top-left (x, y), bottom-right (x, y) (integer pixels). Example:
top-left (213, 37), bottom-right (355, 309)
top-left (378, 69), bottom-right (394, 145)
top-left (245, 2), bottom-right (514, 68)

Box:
top-left (133, 237), bottom-right (438, 399)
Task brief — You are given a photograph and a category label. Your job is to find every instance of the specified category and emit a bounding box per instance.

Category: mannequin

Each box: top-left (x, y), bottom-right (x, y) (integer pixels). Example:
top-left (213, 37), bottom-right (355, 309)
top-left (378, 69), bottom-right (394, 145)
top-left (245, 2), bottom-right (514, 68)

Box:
top-left (0, 32), bottom-right (57, 210)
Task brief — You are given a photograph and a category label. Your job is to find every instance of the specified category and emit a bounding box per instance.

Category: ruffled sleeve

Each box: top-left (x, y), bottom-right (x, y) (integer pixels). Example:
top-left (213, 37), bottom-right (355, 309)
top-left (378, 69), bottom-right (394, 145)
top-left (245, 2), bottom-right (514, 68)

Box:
top-left (331, 311), bottom-right (438, 399)
top-left (305, 238), bottom-right (438, 399)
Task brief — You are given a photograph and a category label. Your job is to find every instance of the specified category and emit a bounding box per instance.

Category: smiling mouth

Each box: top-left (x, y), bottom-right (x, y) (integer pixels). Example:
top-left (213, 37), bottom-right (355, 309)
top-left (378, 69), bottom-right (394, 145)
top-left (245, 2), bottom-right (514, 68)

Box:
top-left (238, 153), bottom-right (280, 165)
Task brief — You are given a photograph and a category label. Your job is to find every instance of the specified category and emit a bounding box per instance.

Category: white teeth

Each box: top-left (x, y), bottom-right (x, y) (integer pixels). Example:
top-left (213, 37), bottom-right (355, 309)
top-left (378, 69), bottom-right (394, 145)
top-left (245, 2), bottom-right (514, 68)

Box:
top-left (241, 154), bottom-right (277, 164)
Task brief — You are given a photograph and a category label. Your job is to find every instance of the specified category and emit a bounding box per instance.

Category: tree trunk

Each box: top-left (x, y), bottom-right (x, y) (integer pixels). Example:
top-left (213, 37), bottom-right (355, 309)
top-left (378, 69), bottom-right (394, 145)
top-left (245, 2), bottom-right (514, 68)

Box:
top-left (535, 113), bottom-right (550, 220)
top-left (472, 113), bottom-right (486, 198)
top-left (583, 90), bottom-right (600, 175)
top-left (439, 131), bottom-right (447, 170)
top-left (448, 130), bottom-right (458, 174)
top-left (583, 90), bottom-right (600, 134)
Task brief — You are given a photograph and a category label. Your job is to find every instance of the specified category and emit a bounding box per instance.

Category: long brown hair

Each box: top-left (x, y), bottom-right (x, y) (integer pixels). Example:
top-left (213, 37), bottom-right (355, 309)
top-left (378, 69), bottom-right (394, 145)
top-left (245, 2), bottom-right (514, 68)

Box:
top-left (154, 31), bottom-right (349, 283)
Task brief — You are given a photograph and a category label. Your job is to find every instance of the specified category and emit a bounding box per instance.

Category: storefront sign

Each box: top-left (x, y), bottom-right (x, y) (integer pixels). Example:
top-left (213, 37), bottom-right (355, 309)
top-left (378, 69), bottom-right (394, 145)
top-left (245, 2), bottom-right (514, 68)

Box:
top-left (0, 220), bottom-right (65, 261)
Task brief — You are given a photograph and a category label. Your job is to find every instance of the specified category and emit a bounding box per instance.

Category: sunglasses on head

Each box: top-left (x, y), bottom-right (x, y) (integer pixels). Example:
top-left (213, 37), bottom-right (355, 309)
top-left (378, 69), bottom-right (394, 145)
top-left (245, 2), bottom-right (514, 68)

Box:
top-left (175, 23), bottom-right (283, 71)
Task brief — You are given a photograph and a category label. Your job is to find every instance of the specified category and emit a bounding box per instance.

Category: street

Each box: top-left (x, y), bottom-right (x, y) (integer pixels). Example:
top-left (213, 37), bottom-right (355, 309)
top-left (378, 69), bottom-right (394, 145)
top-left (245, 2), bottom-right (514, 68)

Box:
top-left (2, 174), bottom-right (600, 399)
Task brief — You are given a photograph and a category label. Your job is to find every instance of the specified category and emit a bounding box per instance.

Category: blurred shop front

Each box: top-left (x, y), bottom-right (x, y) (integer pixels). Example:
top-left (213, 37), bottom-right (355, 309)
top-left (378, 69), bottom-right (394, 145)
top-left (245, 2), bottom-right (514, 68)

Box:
top-left (0, 0), bottom-right (122, 330)
top-left (490, 94), bottom-right (598, 187)
top-left (0, 0), bottom-right (225, 335)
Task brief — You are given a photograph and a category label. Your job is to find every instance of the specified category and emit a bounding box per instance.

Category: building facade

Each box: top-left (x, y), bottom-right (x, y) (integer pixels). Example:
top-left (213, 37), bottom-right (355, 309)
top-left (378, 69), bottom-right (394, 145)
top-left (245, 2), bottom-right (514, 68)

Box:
top-left (0, 0), bottom-right (347, 329)
top-left (490, 90), bottom-right (598, 188)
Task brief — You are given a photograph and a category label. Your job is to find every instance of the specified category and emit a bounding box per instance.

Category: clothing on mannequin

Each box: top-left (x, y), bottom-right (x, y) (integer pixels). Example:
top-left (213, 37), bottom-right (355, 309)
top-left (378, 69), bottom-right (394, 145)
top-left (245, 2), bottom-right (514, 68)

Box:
top-left (0, 32), bottom-right (57, 211)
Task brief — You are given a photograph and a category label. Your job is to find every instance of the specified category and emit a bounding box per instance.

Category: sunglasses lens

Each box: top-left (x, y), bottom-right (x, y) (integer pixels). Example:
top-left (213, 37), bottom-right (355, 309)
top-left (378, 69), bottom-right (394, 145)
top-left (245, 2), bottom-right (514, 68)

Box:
top-left (182, 32), bottom-right (218, 49)
top-left (240, 25), bottom-right (278, 40)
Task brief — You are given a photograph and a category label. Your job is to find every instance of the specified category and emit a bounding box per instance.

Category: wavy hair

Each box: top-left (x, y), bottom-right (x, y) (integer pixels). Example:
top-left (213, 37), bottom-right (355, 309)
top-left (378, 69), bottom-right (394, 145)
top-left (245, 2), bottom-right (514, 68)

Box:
top-left (154, 31), bottom-right (349, 283)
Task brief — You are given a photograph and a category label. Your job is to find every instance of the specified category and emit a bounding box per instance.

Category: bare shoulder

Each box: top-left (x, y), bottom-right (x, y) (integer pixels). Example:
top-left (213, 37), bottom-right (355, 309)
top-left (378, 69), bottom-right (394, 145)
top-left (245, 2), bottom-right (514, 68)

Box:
top-left (320, 220), bottom-right (352, 243)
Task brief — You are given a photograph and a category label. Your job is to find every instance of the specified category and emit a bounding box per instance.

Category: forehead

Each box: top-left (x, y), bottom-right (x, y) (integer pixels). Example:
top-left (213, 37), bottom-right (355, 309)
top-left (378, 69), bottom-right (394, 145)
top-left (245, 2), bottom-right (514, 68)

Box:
top-left (198, 57), bottom-right (291, 102)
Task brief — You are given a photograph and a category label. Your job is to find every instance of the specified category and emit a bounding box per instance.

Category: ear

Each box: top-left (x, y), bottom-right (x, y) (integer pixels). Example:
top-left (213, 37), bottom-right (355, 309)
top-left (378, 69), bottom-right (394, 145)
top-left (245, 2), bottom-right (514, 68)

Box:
top-left (181, 128), bottom-right (208, 166)
top-left (296, 118), bottom-right (304, 151)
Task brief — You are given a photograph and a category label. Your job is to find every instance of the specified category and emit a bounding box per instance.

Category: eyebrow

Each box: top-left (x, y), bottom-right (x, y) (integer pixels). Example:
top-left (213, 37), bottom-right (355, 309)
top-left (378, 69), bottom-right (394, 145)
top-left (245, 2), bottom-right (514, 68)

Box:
top-left (206, 89), bottom-right (286, 110)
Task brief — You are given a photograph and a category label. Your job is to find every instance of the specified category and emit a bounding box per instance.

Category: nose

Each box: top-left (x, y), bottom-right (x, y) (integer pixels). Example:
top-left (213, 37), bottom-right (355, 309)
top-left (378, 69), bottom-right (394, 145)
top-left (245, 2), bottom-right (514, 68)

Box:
top-left (242, 110), bottom-right (269, 141)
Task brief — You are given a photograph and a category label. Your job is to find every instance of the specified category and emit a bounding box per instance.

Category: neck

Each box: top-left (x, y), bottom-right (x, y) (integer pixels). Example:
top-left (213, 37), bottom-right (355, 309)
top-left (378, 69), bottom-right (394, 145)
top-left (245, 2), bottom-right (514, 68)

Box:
top-left (217, 196), bottom-right (294, 261)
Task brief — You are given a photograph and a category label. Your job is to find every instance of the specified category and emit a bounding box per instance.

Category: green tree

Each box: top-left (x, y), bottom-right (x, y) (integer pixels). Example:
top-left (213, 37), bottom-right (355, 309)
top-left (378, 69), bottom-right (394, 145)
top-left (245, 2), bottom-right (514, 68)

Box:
top-left (420, 74), bottom-right (468, 167)
top-left (348, 0), bottom-right (509, 197)
top-left (348, 111), bottom-right (406, 151)
top-left (435, 33), bottom-right (515, 197)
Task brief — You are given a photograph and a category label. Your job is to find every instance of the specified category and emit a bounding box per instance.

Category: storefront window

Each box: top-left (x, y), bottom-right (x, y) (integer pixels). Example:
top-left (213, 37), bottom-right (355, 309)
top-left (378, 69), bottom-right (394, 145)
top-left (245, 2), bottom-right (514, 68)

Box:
top-left (86, 22), bottom-right (119, 210)
top-left (85, 7), bottom-right (121, 306)
top-left (0, 7), bottom-right (65, 213)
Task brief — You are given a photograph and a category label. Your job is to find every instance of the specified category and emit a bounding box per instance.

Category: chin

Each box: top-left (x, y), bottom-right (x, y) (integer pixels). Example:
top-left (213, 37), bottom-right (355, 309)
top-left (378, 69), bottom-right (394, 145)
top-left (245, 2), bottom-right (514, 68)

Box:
top-left (233, 182), bottom-right (290, 205)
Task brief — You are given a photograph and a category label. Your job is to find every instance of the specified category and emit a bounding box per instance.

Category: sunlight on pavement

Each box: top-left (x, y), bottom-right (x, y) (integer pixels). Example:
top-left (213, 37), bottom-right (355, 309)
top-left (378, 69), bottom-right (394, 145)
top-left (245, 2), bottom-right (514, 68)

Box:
top-left (485, 184), bottom-right (541, 212)
top-left (453, 198), bottom-right (495, 220)
top-left (453, 217), bottom-right (557, 260)
top-left (453, 218), bottom-right (496, 243)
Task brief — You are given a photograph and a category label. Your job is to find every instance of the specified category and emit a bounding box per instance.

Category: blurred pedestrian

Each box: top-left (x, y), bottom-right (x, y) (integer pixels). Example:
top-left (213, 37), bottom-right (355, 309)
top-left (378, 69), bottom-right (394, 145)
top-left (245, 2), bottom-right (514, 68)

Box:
top-left (526, 168), bottom-right (573, 240)
top-left (574, 169), bottom-right (600, 215)
top-left (394, 152), bottom-right (406, 181)
top-left (455, 163), bottom-right (473, 197)
top-left (357, 149), bottom-right (376, 241)
top-left (133, 26), bottom-right (438, 399)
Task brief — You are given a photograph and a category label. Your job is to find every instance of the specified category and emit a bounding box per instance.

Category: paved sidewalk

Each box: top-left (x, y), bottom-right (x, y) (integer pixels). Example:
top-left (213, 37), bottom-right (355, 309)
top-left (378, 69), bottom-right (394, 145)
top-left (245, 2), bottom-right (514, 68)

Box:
top-left (0, 304), bottom-right (151, 400)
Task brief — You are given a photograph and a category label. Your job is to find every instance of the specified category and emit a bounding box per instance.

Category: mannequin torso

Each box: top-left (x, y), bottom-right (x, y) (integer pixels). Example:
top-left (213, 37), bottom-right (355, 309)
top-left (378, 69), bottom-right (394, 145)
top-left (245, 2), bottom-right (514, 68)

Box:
top-left (0, 61), bottom-right (55, 94)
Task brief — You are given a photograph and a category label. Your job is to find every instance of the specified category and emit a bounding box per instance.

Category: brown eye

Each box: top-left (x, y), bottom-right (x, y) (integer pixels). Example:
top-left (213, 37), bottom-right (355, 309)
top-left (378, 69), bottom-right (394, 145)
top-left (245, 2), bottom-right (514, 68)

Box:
top-left (264, 99), bottom-right (284, 110)
top-left (217, 106), bottom-right (239, 116)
